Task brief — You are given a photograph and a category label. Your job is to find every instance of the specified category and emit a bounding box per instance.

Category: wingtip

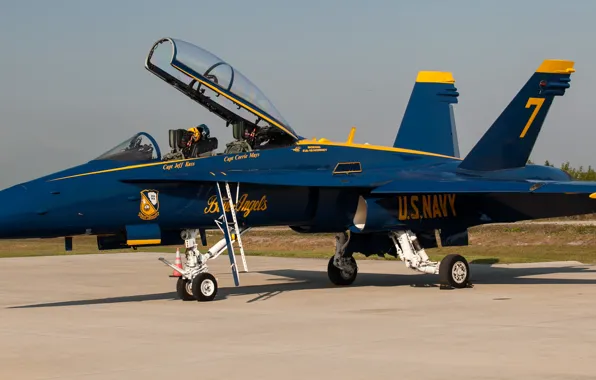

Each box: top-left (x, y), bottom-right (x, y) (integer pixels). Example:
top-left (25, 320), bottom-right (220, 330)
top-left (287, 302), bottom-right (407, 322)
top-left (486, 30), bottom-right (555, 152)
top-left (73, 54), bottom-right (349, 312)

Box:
top-left (416, 71), bottom-right (455, 84)
top-left (536, 59), bottom-right (575, 74)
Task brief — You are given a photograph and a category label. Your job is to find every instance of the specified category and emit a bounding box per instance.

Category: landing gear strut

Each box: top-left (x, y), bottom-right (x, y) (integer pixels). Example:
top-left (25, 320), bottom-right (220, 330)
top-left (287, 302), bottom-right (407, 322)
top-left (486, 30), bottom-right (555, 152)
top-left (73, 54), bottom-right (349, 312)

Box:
top-left (390, 230), bottom-right (471, 289)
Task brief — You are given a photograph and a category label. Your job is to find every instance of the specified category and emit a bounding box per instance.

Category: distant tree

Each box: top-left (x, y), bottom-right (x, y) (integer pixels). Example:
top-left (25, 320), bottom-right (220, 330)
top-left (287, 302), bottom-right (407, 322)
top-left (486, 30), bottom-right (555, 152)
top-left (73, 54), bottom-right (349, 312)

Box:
top-left (516, 159), bottom-right (596, 181)
top-left (552, 161), bottom-right (596, 181)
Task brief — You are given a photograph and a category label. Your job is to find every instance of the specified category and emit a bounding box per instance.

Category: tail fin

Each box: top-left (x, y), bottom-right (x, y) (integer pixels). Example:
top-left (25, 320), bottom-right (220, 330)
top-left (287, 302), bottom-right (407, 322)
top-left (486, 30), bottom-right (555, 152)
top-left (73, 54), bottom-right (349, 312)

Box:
top-left (393, 71), bottom-right (460, 157)
top-left (458, 59), bottom-right (575, 171)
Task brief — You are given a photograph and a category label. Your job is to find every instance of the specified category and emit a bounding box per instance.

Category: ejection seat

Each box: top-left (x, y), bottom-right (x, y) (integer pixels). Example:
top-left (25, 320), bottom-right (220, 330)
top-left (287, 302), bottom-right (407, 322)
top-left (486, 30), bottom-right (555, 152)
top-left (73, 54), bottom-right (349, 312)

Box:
top-left (163, 129), bottom-right (219, 160)
top-left (224, 121), bottom-right (253, 154)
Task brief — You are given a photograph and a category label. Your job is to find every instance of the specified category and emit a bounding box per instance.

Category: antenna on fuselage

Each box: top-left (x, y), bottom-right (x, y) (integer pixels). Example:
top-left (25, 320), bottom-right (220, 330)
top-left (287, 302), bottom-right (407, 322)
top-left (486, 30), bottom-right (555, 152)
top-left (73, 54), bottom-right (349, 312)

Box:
top-left (346, 127), bottom-right (356, 144)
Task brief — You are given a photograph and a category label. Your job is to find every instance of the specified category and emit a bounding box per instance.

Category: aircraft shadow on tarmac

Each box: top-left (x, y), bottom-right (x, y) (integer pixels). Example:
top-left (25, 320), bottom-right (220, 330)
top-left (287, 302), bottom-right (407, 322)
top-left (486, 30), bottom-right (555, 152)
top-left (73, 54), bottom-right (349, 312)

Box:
top-left (8, 263), bottom-right (596, 308)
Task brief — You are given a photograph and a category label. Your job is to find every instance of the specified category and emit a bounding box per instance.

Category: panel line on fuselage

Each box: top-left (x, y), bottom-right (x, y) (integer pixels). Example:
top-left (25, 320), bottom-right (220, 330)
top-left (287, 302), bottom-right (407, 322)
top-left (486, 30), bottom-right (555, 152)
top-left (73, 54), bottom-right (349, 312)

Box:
top-left (47, 141), bottom-right (460, 182)
top-left (295, 140), bottom-right (462, 160)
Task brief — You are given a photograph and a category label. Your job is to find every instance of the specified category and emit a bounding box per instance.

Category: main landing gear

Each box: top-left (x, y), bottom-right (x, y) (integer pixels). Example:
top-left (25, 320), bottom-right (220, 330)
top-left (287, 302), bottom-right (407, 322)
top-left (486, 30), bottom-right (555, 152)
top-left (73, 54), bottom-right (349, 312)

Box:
top-left (327, 229), bottom-right (471, 289)
top-left (327, 232), bottom-right (358, 285)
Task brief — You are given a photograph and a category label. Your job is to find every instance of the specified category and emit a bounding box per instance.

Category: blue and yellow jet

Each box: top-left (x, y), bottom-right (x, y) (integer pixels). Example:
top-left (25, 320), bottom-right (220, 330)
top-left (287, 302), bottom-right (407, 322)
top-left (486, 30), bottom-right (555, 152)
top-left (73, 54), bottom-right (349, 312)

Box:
top-left (0, 37), bottom-right (588, 301)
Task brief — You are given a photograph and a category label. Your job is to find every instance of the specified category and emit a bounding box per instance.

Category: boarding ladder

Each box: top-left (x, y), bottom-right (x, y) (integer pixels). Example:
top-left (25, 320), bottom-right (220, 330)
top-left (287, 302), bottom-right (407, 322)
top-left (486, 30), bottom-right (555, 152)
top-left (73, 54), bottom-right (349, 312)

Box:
top-left (214, 181), bottom-right (249, 286)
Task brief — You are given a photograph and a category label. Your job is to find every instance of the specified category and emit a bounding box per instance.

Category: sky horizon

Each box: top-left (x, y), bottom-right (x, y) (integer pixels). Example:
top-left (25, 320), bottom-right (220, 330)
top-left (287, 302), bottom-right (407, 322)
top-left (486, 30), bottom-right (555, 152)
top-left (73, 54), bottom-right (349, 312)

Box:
top-left (1, 0), bottom-right (595, 188)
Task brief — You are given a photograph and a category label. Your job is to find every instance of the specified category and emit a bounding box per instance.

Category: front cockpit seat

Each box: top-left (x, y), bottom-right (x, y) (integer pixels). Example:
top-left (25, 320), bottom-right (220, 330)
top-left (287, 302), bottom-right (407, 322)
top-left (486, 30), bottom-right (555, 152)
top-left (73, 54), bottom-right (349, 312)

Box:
top-left (187, 136), bottom-right (218, 157)
top-left (162, 129), bottom-right (188, 161)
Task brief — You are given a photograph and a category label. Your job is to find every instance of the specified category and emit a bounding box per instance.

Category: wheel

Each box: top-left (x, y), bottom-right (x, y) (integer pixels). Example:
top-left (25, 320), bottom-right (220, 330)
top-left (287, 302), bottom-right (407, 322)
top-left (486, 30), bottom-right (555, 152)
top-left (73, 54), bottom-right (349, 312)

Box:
top-left (327, 256), bottom-right (358, 286)
top-left (176, 277), bottom-right (194, 301)
top-left (191, 272), bottom-right (218, 302)
top-left (439, 254), bottom-right (470, 289)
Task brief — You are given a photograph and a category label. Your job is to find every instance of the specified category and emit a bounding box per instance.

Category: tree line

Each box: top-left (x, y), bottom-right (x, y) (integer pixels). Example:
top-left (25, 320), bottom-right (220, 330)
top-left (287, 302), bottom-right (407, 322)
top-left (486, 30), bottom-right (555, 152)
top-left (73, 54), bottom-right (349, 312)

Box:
top-left (527, 160), bottom-right (596, 181)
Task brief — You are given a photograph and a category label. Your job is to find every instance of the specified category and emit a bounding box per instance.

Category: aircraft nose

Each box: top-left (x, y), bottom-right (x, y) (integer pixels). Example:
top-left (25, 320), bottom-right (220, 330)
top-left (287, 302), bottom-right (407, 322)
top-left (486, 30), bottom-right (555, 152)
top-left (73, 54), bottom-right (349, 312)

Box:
top-left (0, 184), bottom-right (36, 238)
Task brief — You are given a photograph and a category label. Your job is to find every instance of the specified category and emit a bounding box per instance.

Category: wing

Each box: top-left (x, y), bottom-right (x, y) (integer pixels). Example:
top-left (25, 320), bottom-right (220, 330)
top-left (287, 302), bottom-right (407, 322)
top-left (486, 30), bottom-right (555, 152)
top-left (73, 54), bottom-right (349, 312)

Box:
top-left (120, 167), bottom-right (395, 188)
top-left (122, 165), bottom-right (596, 198)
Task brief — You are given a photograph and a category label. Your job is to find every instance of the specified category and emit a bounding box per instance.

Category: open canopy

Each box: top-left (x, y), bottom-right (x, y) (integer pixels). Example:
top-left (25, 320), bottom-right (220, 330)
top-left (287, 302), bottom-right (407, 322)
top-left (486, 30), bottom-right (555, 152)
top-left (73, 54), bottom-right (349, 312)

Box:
top-left (144, 37), bottom-right (299, 141)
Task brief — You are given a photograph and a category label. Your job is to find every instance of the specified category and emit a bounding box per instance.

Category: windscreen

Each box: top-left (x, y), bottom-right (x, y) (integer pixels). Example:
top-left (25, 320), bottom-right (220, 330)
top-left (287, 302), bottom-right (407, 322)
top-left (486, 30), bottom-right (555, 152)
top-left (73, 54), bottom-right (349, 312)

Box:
top-left (94, 132), bottom-right (161, 161)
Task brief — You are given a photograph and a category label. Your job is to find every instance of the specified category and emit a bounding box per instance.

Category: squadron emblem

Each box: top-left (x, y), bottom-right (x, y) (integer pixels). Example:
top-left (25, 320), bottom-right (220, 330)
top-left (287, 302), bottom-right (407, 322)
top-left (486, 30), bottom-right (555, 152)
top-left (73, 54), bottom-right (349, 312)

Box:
top-left (139, 189), bottom-right (160, 220)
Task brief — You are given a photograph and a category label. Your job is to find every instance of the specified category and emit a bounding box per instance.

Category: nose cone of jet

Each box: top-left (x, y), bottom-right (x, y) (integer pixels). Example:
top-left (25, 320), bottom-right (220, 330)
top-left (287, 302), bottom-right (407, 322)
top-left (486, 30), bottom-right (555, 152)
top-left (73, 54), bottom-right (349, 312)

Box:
top-left (0, 184), bottom-right (37, 238)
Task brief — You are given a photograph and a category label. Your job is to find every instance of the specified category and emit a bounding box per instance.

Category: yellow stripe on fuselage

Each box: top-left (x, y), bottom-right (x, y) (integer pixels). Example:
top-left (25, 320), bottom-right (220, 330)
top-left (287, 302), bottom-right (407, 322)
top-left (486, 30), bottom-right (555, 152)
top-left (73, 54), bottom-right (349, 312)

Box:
top-left (296, 139), bottom-right (462, 160)
top-left (48, 156), bottom-right (208, 181)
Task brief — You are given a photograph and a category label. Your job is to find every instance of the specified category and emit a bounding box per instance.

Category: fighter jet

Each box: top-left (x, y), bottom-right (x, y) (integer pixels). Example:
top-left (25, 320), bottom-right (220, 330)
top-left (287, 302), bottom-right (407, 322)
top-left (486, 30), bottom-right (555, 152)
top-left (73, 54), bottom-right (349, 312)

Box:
top-left (0, 37), bottom-right (588, 302)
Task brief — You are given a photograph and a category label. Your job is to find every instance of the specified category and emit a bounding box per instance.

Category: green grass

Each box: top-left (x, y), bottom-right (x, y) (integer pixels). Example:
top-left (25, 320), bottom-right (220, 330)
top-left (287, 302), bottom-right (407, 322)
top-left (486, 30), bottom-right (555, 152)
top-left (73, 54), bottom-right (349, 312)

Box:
top-left (2, 224), bottom-right (596, 264)
top-left (244, 246), bottom-right (596, 264)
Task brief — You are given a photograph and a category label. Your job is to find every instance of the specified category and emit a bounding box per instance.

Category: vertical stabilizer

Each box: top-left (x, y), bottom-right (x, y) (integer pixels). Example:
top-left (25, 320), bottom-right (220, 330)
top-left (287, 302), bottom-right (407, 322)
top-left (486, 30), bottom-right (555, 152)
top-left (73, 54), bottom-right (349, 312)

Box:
top-left (393, 71), bottom-right (460, 157)
top-left (458, 59), bottom-right (575, 171)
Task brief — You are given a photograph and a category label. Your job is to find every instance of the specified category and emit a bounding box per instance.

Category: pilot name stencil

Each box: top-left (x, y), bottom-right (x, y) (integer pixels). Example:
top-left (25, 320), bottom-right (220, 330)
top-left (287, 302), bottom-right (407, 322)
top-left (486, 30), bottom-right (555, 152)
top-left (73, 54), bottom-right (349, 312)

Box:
top-left (224, 152), bottom-right (260, 163)
top-left (397, 194), bottom-right (457, 220)
top-left (204, 194), bottom-right (268, 217)
top-left (298, 145), bottom-right (328, 153)
top-left (162, 161), bottom-right (196, 171)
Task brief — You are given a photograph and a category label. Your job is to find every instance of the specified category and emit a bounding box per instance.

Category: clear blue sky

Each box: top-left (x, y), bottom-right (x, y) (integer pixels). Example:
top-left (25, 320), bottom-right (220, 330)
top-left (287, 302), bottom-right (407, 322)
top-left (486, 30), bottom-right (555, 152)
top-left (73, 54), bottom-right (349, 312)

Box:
top-left (1, 0), bottom-right (595, 187)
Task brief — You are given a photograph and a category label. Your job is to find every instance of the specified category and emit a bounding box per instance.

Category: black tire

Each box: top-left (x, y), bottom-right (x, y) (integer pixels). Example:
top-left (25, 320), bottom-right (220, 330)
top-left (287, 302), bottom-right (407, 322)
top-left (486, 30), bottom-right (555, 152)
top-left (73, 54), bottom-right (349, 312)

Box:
top-left (176, 277), bottom-right (194, 301)
top-left (191, 273), bottom-right (218, 302)
top-left (327, 256), bottom-right (358, 286)
top-left (439, 254), bottom-right (470, 289)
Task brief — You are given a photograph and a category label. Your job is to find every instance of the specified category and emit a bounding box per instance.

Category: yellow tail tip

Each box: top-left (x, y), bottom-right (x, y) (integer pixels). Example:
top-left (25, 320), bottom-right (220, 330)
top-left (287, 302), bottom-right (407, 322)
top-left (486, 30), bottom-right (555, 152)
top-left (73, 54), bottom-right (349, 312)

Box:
top-left (415, 71), bottom-right (455, 84)
top-left (536, 59), bottom-right (575, 74)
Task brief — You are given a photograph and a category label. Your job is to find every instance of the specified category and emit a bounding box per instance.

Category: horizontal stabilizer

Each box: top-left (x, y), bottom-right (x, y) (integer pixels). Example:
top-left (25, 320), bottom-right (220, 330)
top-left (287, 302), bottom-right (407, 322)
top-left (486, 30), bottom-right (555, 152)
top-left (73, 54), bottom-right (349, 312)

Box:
top-left (394, 71), bottom-right (460, 157)
top-left (371, 177), bottom-right (533, 194)
top-left (458, 59), bottom-right (575, 172)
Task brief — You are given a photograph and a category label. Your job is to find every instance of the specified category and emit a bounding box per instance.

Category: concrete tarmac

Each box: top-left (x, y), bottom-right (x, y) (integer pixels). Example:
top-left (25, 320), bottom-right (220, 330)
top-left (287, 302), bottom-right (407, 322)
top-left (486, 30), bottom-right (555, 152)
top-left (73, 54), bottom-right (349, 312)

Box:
top-left (1, 252), bottom-right (596, 379)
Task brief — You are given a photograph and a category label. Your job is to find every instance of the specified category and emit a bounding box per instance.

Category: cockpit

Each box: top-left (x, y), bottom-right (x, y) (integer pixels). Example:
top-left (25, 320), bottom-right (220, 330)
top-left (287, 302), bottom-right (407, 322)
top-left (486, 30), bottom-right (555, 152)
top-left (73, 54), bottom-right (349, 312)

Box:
top-left (144, 37), bottom-right (300, 160)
